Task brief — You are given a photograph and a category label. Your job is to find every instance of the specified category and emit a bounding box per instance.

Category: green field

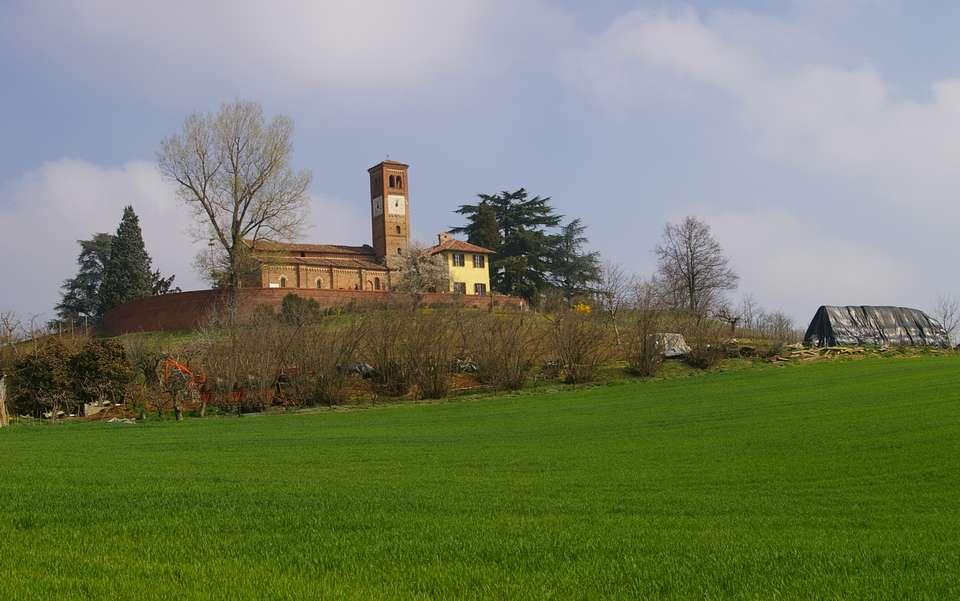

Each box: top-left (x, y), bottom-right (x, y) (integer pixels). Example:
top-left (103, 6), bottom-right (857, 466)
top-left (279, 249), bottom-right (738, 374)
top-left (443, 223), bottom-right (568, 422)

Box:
top-left (2, 356), bottom-right (959, 600)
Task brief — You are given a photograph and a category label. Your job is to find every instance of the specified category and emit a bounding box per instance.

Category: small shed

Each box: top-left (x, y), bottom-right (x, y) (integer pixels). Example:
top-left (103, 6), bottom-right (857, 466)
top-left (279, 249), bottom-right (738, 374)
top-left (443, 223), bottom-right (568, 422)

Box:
top-left (803, 305), bottom-right (949, 347)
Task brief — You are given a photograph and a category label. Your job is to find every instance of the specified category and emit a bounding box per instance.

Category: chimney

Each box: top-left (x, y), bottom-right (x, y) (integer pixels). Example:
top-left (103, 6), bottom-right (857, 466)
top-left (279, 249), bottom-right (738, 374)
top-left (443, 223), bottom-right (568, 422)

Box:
top-left (438, 232), bottom-right (453, 244)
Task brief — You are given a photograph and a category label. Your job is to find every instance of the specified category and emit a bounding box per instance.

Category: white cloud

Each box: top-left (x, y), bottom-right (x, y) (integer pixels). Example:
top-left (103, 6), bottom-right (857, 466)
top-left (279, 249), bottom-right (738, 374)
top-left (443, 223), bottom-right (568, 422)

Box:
top-left (0, 160), bottom-right (198, 319)
top-left (3, 0), bottom-right (567, 105)
top-left (686, 208), bottom-right (915, 322)
top-left (0, 159), bottom-right (371, 320)
top-left (568, 7), bottom-right (960, 319)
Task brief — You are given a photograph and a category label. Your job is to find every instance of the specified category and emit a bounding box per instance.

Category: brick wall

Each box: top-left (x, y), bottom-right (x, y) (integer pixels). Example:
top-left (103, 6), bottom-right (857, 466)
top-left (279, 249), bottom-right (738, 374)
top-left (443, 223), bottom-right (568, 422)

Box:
top-left (100, 288), bottom-right (527, 336)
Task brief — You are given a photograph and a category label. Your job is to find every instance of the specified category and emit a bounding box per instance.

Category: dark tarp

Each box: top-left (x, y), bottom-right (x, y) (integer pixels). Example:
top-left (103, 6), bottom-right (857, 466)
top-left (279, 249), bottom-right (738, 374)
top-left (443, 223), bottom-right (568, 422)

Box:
top-left (803, 305), bottom-right (949, 347)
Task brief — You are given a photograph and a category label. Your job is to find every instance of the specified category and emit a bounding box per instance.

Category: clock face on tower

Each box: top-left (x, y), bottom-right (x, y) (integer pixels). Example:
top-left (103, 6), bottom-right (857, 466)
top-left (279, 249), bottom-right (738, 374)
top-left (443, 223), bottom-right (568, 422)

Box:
top-left (387, 194), bottom-right (406, 216)
top-left (372, 196), bottom-right (383, 216)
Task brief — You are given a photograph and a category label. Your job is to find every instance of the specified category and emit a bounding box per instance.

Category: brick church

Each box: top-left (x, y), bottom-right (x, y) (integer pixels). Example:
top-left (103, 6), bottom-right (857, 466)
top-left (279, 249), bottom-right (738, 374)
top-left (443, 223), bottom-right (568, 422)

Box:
top-left (242, 160), bottom-right (494, 295)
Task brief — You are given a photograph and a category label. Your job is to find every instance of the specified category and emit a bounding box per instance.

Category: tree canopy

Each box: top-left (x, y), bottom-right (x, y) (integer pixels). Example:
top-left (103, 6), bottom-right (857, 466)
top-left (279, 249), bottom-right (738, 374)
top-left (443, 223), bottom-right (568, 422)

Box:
top-left (453, 189), bottom-right (600, 303)
top-left (158, 100), bottom-right (312, 289)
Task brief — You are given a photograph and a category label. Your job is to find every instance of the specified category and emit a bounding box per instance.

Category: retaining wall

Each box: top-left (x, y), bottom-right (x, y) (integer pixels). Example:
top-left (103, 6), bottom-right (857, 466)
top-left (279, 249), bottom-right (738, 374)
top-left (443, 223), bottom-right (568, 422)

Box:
top-left (101, 288), bottom-right (526, 336)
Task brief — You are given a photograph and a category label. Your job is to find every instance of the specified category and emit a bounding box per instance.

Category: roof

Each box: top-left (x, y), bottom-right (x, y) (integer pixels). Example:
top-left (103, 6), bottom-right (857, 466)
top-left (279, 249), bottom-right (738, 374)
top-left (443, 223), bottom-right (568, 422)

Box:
top-left (803, 305), bottom-right (949, 347)
top-left (428, 239), bottom-right (495, 255)
top-left (245, 239), bottom-right (375, 256)
top-left (368, 160), bottom-right (409, 172)
top-left (256, 255), bottom-right (388, 271)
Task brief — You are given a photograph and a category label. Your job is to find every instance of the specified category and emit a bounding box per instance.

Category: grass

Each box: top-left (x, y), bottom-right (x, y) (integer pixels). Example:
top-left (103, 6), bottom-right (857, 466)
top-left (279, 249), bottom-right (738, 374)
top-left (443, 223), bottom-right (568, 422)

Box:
top-left (2, 355), bottom-right (960, 599)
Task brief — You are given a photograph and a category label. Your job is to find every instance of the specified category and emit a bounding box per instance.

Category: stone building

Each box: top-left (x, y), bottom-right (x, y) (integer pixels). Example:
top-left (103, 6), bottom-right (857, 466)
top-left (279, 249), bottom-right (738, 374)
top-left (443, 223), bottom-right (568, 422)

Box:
top-left (243, 160), bottom-right (493, 294)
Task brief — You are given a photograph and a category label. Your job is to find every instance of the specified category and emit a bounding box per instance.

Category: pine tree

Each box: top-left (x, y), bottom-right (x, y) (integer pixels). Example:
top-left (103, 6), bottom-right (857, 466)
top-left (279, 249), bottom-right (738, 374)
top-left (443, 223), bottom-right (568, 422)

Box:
top-left (549, 218), bottom-right (602, 303)
top-left (56, 233), bottom-right (114, 321)
top-left (97, 206), bottom-right (155, 318)
top-left (453, 189), bottom-right (562, 302)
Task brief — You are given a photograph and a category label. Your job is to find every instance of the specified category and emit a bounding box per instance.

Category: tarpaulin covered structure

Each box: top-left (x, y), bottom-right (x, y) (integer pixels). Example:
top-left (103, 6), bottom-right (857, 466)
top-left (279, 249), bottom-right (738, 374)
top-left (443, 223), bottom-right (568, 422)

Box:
top-left (803, 305), bottom-right (949, 347)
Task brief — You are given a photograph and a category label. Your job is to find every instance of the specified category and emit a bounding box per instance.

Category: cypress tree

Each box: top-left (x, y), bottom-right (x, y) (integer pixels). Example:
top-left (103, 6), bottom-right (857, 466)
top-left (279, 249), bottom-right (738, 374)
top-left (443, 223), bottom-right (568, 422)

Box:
top-left (98, 206), bottom-right (154, 318)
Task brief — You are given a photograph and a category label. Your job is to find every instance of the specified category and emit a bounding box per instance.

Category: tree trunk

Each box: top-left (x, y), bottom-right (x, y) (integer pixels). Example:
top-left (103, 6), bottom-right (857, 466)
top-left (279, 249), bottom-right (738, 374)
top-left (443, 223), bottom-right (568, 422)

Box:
top-left (0, 376), bottom-right (8, 427)
top-left (175, 404), bottom-right (183, 422)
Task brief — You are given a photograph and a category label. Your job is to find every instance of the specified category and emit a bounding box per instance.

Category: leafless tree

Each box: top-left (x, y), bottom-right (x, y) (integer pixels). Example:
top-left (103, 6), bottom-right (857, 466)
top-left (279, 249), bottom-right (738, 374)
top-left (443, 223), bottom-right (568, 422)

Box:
top-left (392, 242), bottom-right (450, 294)
top-left (934, 292), bottom-right (960, 344)
top-left (158, 100), bottom-right (312, 289)
top-left (737, 294), bottom-right (760, 334)
top-left (594, 262), bottom-right (635, 346)
top-left (655, 216), bottom-right (738, 320)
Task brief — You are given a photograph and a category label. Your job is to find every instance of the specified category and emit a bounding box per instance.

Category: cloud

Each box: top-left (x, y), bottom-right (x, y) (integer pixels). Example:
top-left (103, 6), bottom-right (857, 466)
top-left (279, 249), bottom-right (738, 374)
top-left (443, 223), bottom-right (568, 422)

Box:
top-left (0, 159), bottom-right (370, 320)
top-left (3, 0), bottom-right (567, 105)
top-left (684, 208), bottom-right (915, 322)
top-left (0, 160), bottom-right (198, 319)
top-left (567, 6), bottom-right (959, 319)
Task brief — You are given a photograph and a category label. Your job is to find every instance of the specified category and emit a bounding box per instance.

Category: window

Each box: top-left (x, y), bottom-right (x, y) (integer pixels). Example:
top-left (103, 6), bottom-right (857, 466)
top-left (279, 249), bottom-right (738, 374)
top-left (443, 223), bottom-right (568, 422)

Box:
top-left (474, 283), bottom-right (487, 295)
top-left (453, 282), bottom-right (467, 294)
top-left (396, 176), bottom-right (402, 188)
top-left (395, 225), bottom-right (401, 234)
top-left (315, 278), bottom-right (323, 289)
top-left (452, 253), bottom-right (465, 267)
top-left (397, 247), bottom-right (403, 255)
top-left (374, 277), bottom-right (381, 290)
top-left (389, 175), bottom-right (396, 187)
top-left (473, 254), bottom-right (485, 268)
top-left (279, 276), bottom-right (287, 288)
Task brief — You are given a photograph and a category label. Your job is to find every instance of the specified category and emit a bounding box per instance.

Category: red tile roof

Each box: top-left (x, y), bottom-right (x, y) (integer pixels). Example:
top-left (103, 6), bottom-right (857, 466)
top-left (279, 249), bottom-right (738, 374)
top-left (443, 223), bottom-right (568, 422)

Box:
top-left (256, 255), bottom-right (388, 271)
top-left (245, 239), bottom-right (375, 256)
top-left (428, 239), bottom-right (495, 255)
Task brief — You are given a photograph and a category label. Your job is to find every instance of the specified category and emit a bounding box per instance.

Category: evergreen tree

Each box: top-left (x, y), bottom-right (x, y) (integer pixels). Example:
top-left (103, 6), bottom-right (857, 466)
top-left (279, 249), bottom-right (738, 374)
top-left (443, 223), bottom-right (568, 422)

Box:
top-left (549, 218), bottom-right (602, 303)
top-left (97, 206), bottom-right (155, 318)
top-left (56, 233), bottom-right (114, 321)
top-left (453, 189), bottom-right (562, 302)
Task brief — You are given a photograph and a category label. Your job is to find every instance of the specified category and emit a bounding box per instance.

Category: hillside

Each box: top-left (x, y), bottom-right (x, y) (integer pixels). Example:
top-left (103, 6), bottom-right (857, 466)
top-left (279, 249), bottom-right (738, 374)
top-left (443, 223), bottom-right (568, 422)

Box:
top-left (2, 355), bottom-right (959, 599)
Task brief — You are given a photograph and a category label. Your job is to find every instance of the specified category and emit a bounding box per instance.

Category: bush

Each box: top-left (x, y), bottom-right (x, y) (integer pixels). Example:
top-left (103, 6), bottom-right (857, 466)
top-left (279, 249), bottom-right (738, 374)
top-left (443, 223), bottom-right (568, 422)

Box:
top-left (408, 311), bottom-right (459, 399)
top-left (462, 312), bottom-right (542, 390)
top-left (10, 337), bottom-right (77, 419)
top-left (280, 294), bottom-right (321, 326)
top-left (549, 311), bottom-right (612, 384)
top-left (287, 318), bottom-right (365, 406)
top-left (71, 338), bottom-right (131, 406)
top-left (684, 345), bottom-right (725, 369)
top-left (624, 308), bottom-right (663, 377)
top-left (362, 310), bottom-right (414, 397)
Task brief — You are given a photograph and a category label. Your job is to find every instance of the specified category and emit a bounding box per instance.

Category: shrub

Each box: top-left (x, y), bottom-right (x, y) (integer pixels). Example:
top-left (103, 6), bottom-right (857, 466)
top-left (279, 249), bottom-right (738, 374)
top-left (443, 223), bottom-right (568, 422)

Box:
top-left (287, 318), bottom-right (365, 406)
top-left (549, 311), bottom-right (612, 384)
top-left (362, 309), bottom-right (414, 397)
top-left (280, 294), bottom-right (321, 326)
top-left (408, 311), bottom-right (459, 399)
top-left (71, 338), bottom-right (132, 406)
top-left (462, 312), bottom-right (542, 390)
top-left (10, 337), bottom-right (76, 419)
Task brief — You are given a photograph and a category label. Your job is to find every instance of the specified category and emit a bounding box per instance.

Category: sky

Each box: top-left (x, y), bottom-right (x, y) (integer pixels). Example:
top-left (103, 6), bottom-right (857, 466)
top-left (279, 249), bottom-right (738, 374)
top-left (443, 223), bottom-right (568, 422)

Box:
top-left (2, 0), bottom-right (959, 325)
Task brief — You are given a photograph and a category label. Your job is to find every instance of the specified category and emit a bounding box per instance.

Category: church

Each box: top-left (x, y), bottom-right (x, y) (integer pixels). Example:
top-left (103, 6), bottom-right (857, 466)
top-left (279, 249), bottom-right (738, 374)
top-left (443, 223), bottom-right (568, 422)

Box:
top-left (242, 160), bottom-right (494, 295)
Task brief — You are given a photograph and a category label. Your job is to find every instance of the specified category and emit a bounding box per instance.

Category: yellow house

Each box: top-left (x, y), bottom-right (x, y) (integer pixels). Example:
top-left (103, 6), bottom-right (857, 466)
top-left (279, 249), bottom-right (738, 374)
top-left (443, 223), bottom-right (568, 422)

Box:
top-left (429, 233), bottom-right (494, 295)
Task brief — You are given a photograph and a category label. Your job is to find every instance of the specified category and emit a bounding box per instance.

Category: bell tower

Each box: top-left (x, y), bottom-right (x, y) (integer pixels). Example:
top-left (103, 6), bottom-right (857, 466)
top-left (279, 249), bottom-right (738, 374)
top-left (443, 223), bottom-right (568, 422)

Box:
top-left (369, 160), bottom-right (410, 271)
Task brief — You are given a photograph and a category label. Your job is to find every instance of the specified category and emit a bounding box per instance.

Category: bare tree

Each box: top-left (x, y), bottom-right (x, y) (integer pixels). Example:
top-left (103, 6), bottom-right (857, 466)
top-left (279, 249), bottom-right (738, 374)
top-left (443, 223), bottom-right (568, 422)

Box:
top-left (655, 216), bottom-right (738, 320)
top-left (934, 292), bottom-right (960, 344)
top-left (393, 243), bottom-right (450, 294)
top-left (158, 101), bottom-right (312, 289)
top-left (594, 262), bottom-right (634, 346)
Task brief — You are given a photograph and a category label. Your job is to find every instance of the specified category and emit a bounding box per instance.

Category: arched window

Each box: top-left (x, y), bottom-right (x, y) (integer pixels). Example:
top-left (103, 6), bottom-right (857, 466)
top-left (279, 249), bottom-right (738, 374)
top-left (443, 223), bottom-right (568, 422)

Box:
top-left (397, 247), bottom-right (402, 255)
top-left (389, 175), bottom-right (395, 187)
top-left (279, 276), bottom-right (287, 288)
top-left (315, 278), bottom-right (323, 289)
top-left (395, 225), bottom-right (401, 234)
top-left (374, 277), bottom-right (381, 290)
top-left (396, 176), bottom-right (402, 188)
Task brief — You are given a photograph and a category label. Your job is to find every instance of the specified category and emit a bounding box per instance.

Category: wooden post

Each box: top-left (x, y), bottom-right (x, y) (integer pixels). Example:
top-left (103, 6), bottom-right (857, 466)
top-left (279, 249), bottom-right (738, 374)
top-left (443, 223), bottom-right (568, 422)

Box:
top-left (0, 375), bottom-right (9, 427)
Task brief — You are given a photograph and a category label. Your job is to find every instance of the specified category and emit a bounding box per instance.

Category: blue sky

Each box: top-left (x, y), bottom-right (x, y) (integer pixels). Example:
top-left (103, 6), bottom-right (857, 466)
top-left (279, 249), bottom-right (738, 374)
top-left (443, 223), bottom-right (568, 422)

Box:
top-left (2, 0), bottom-right (959, 324)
